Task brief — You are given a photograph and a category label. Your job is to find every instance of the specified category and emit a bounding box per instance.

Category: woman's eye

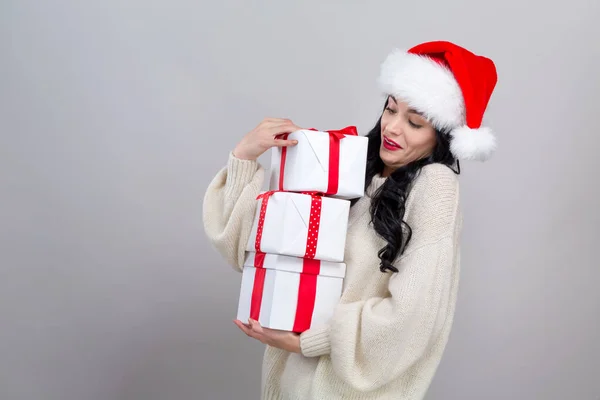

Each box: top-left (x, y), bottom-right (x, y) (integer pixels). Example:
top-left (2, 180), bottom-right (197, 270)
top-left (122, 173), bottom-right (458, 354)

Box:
top-left (385, 107), bottom-right (397, 114)
top-left (408, 119), bottom-right (422, 129)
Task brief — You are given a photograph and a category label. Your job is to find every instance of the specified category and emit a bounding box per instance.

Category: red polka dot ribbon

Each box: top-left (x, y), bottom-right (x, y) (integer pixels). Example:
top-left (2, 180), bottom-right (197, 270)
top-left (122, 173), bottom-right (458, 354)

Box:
top-left (303, 193), bottom-right (322, 259)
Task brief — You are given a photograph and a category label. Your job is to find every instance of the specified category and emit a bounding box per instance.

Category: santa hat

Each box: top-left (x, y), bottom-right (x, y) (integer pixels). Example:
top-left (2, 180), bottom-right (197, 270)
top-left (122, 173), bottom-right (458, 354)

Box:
top-left (377, 41), bottom-right (498, 161)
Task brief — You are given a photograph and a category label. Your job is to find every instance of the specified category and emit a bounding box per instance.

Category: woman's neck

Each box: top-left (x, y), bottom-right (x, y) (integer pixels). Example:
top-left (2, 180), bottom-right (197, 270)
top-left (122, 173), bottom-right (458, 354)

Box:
top-left (382, 166), bottom-right (393, 178)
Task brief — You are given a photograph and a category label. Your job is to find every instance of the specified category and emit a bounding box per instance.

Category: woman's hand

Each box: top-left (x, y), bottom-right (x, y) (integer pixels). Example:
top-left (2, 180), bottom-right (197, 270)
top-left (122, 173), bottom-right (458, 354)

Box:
top-left (232, 118), bottom-right (302, 161)
top-left (234, 318), bottom-right (301, 354)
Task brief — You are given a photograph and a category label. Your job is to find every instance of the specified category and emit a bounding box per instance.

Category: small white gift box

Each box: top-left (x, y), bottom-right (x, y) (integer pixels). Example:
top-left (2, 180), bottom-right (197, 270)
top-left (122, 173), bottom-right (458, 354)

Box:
top-left (246, 191), bottom-right (350, 263)
top-left (236, 252), bottom-right (346, 332)
top-left (268, 127), bottom-right (368, 200)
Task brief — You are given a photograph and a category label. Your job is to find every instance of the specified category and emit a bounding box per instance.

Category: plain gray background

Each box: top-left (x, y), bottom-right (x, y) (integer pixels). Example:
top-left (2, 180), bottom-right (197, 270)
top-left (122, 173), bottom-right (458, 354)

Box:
top-left (2, 0), bottom-right (599, 399)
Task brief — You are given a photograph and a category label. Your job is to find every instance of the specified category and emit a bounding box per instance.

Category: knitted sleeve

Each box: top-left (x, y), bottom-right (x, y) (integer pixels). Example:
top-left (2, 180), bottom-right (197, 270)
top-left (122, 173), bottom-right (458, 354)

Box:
top-left (202, 152), bottom-right (265, 271)
top-left (299, 165), bottom-right (461, 392)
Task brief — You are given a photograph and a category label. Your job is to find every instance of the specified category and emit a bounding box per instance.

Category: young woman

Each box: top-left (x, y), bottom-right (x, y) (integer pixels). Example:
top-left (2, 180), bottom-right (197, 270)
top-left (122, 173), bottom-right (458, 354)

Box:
top-left (203, 41), bottom-right (498, 399)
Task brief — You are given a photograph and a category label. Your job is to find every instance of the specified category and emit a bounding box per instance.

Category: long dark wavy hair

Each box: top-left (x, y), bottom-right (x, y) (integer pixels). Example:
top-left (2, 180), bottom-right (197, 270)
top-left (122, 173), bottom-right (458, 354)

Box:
top-left (352, 99), bottom-right (461, 273)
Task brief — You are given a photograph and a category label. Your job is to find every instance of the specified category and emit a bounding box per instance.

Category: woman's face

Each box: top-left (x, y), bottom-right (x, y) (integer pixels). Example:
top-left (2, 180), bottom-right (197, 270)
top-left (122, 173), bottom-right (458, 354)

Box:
top-left (379, 96), bottom-right (437, 176)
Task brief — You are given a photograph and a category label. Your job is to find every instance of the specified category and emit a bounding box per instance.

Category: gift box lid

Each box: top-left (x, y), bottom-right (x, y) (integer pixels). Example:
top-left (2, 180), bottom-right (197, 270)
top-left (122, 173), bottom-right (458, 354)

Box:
top-left (244, 252), bottom-right (346, 279)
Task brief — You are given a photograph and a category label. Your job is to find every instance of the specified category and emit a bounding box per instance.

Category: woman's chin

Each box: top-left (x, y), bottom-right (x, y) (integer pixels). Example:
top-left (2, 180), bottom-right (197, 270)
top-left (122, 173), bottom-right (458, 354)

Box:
top-left (380, 154), bottom-right (407, 173)
top-left (380, 149), bottom-right (398, 165)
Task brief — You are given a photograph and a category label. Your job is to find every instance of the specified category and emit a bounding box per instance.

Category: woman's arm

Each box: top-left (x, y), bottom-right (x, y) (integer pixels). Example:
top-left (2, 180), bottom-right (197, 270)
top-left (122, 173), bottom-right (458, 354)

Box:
top-left (202, 118), bottom-right (302, 271)
top-left (202, 152), bottom-right (264, 271)
top-left (299, 165), bottom-right (461, 391)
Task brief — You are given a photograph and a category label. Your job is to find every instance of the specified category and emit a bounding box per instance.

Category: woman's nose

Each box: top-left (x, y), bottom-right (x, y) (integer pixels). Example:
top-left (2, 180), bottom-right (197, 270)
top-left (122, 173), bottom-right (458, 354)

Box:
top-left (385, 119), bottom-right (403, 137)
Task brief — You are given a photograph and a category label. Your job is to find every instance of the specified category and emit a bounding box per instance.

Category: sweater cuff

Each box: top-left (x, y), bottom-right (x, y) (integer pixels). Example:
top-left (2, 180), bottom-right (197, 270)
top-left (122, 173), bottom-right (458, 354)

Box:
top-left (299, 325), bottom-right (331, 357)
top-left (225, 152), bottom-right (260, 198)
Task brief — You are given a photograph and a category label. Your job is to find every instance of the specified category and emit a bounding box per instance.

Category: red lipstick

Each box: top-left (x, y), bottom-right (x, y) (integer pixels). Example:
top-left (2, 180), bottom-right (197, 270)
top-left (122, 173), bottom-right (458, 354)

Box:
top-left (382, 136), bottom-right (402, 151)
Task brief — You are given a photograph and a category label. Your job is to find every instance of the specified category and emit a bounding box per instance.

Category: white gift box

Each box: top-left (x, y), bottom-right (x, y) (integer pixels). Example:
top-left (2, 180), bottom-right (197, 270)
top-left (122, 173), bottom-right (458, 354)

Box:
top-left (246, 191), bottom-right (350, 263)
top-left (236, 252), bottom-right (346, 332)
top-left (268, 129), bottom-right (368, 200)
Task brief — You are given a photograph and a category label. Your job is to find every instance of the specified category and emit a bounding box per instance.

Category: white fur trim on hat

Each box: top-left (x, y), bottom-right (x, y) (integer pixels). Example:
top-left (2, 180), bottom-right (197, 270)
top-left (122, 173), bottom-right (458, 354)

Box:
top-left (377, 49), bottom-right (465, 131)
top-left (450, 126), bottom-right (496, 161)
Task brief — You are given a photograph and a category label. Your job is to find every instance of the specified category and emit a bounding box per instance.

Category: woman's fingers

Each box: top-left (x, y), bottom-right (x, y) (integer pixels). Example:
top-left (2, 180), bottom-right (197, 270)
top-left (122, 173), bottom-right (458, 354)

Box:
top-left (249, 319), bottom-right (264, 334)
top-left (269, 119), bottom-right (302, 147)
top-left (268, 121), bottom-right (303, 136)
top-left (233, 319), bottom-right (253, 337)
top-left (273, 138), bottom-right (298, 147)
top-left (233, 319), bottom-right (268, 343)
top-left (260, 118), bottom-right (303, 141)
top-left (234, 117), bottom-right (302, 161)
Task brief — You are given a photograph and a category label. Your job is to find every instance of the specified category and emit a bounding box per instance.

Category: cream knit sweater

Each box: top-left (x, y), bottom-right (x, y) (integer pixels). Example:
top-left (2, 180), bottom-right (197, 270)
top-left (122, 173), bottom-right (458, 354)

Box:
top-left (203, 152), bottom-right (462, 400)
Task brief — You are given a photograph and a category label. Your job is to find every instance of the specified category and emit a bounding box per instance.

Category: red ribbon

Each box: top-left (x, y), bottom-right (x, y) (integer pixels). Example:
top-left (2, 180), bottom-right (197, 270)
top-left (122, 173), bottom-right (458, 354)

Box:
top-left (248, 191), bottom-right (324, 331)
top-left (249, 265), bottom-right (266, 321)
top-left (278, 126), bottom-right (358, 195)
top-left (249, 191), bottom-right (276, 321)
top-left (278, 134), bottom-right (290, 192)
top-left (293, 258), bottom-right (321, 332)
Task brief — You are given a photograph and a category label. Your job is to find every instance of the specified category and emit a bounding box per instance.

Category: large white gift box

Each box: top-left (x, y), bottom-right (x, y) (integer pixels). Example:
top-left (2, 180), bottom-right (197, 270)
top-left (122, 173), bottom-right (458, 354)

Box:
top-left (268, 127), bottom-right (368, 200)
top-left (236, 252), bottom-right (346, 332)
top-left (246, 191), bottom-right (350, 263)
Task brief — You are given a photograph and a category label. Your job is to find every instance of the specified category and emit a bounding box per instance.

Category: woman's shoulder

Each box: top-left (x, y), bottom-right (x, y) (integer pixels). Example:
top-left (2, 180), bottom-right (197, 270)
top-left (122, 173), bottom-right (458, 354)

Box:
top-left (405, 163), bottom-right (461, 232)
top-left (412, 163), bottom-right (460, 198)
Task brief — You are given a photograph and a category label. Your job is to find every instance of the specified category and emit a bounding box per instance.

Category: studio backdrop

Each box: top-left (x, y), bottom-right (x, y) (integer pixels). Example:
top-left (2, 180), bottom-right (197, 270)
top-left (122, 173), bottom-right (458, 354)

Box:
top-left (1, 0), bottom-right (599, 399)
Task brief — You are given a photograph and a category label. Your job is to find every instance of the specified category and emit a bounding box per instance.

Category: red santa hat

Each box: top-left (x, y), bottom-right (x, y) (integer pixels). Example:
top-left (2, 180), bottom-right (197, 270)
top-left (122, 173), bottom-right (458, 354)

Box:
top-left (378, 41), bottom-right (498, 161)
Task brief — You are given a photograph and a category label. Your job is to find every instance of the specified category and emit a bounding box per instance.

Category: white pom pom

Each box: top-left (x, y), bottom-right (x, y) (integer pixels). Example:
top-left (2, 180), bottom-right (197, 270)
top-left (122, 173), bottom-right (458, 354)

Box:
top-left (450, 126), bottom-right (497, 161)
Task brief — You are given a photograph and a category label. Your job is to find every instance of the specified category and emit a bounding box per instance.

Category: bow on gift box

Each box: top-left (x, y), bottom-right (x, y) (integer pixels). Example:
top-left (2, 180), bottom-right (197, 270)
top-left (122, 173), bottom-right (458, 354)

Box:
top-left (250, 190), bottom-right (323, 333)
top-left (277, 126), bottom-right (359, 195)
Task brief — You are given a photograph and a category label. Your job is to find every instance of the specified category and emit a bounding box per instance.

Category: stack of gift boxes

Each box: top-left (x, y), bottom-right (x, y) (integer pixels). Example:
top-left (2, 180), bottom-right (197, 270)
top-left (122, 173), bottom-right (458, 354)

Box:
top-left (236, 126), bottom-right (368, 333)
